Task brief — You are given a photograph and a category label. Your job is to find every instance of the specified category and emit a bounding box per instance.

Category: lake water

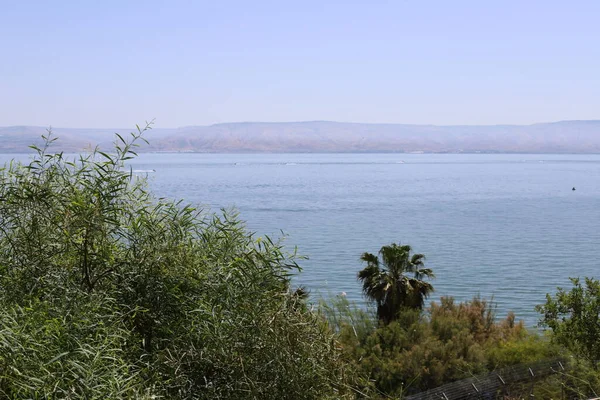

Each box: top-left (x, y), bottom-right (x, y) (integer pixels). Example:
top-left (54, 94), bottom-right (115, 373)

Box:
top-left (125, 153), bottom-right (600, 327)
top-left (3, 152), bottom-right (600, 326)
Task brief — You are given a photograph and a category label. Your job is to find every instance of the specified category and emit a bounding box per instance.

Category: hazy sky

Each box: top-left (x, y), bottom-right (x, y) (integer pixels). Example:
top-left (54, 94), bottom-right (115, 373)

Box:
top-left (1, 0), bottom-right (599, 128)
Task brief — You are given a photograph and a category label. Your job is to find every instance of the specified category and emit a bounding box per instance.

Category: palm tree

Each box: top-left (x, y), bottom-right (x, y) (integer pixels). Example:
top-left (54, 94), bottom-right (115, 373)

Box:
top-left (357, 243), bottom-right (434, 323)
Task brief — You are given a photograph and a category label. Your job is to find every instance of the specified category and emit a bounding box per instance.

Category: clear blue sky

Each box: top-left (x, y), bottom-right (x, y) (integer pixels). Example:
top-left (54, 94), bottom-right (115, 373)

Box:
top-left (1, 0), bottom-right (599, 128)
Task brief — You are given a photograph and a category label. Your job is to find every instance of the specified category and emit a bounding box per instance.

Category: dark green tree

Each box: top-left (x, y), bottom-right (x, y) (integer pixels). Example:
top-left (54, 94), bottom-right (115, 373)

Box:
top-left (357, 243), bottom-right (434, 323)
top-left (537, 277), bottom-right (600, 370)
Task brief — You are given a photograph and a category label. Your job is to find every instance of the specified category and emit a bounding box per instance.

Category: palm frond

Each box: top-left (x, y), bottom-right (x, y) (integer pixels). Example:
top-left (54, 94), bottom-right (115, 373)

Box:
top-left (410, 253), bottom-right (425, 265)
top-left (379, 243), bottom-right (407, 273)
top-left (360, 251), bottom-right (379, 266)
top-left (358, 264), bottom-right (386, 302)
top-left (414, 268), bottom-right (435, 280)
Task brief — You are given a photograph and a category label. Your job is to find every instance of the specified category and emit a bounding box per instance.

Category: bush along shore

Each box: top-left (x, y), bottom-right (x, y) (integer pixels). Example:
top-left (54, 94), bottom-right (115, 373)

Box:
top-left (0, 124), bottom-right (598, 399)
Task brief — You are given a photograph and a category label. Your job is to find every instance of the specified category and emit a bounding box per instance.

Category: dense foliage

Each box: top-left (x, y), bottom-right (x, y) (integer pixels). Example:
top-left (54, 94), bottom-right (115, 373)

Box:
top-left (536, 277), bottom-right (600, 399)
top-left (324, 295), bottom-right (558, 397)
top-left (324, 267), bottom-right (600, 399)
top-left (0, 125), bottom-right (353, 399)
top-left (537, 277), bottom-right (600, 369)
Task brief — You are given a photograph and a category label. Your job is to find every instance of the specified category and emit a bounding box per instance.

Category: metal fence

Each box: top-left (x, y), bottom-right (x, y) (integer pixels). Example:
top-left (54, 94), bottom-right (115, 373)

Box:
top-left (404, 358), bottom-right (567, 400)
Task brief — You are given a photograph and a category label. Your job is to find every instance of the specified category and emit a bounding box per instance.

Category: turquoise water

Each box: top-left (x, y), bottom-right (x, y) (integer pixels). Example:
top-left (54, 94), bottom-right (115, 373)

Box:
top-left (3, 152), bottom-right (599, 326)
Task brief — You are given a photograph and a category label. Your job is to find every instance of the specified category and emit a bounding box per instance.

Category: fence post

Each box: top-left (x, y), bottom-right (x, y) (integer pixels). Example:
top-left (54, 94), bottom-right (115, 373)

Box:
top-left (496, 373), bottom-right (506, 399)
top-left (471, 382), bottom-right (482, 400)
top-left (529, 367), bottom-right (535, 397)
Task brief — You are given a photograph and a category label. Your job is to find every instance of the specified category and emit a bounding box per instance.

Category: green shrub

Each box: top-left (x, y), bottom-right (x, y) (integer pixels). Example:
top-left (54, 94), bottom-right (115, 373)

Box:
top-left (537, 277), bottom-right (600, 369)
top-left (327, 295), bottom-right (555, 398)
top-left (0, 125), bottom-right (353, 399)
top-left (0, 299), bottom-right (147, 399)
top-left (536, 277), bottom-right (600, 398)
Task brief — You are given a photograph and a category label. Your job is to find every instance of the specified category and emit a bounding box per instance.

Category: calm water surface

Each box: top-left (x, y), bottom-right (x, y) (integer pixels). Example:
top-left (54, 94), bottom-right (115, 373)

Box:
top-left (5, 153), bottom-right (600, 326)
top-left (125, 153), bottom-right (600, 326)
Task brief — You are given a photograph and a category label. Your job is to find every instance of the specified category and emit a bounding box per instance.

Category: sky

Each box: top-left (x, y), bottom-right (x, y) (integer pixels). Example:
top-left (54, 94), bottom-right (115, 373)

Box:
top-left (1, 0), bottom-right (599, 128)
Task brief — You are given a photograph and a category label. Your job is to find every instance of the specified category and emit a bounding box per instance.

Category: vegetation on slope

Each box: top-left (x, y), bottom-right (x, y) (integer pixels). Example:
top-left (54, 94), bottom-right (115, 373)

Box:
top-left (323, 245), bottom-right (600, 398)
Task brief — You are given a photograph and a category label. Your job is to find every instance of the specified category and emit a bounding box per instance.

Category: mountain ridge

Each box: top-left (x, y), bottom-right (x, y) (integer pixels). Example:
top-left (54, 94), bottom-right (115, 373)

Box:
top-left (1, 120), bottom-right (600, 153)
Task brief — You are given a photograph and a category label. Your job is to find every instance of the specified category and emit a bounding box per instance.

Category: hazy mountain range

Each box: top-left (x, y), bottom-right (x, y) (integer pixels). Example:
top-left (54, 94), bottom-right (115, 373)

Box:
top-left (1, 120), bottom-right (600, 153)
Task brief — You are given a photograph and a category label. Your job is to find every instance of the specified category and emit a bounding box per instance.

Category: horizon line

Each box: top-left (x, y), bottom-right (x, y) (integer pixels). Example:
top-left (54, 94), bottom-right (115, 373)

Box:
top-left (2, 119), bottom-right (600, 131)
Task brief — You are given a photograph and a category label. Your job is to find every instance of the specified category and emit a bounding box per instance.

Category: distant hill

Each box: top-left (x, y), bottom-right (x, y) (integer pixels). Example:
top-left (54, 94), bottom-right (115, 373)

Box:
top-left (1, 120), bottom-right (600, 153)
